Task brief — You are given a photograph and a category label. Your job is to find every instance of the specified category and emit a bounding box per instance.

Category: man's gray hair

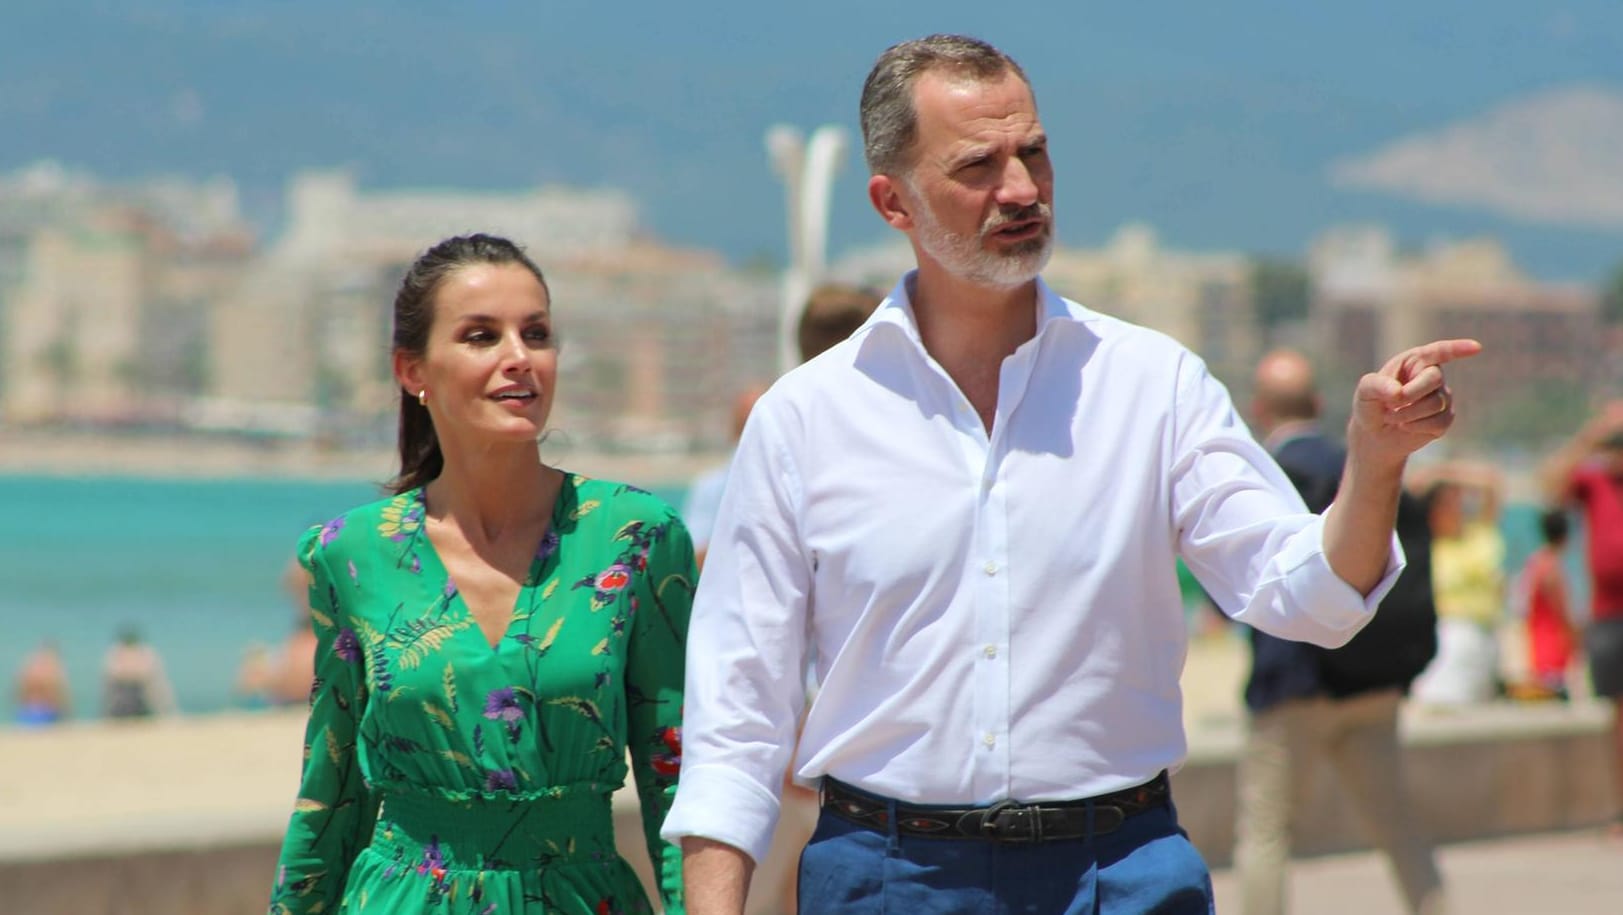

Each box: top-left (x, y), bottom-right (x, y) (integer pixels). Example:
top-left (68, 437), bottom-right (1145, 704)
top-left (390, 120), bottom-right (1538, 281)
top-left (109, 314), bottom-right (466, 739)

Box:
top-left (859, 34), bottom-right (1032, 177)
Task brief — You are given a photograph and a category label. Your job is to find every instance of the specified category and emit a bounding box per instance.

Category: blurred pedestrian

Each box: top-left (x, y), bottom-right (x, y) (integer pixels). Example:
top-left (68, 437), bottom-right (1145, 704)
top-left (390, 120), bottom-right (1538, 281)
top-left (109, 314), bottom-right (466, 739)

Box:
top-left (795, 282), bottom-right (883, 364)
top-left (1542, 402), bottom-right (1623, 834)
top-left (1516, 509), bottom-right (1577, 700)
top-left (1233, 349), bottom-right (1446, 915)
top-left (1412, 462), bottom-right (1506, 706)
top-left (683, 383), bottom-right (767, 571)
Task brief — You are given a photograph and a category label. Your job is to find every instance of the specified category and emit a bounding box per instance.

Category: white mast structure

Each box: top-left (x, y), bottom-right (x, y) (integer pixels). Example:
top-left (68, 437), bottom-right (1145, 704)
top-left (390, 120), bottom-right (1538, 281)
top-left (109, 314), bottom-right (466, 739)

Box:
top-left (765, 124), bottom-right (848, 375)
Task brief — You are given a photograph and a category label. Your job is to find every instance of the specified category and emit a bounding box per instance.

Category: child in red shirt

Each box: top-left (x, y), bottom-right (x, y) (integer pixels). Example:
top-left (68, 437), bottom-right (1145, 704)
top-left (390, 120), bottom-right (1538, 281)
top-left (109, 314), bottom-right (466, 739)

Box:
top-left (1522, 510), bottom-right (1576, 698)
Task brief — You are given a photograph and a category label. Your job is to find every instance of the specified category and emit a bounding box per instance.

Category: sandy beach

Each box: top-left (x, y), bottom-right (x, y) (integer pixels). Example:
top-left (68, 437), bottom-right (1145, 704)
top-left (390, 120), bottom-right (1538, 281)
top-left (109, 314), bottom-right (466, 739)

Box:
top-left (0, 632), bottom-right (1248, 862)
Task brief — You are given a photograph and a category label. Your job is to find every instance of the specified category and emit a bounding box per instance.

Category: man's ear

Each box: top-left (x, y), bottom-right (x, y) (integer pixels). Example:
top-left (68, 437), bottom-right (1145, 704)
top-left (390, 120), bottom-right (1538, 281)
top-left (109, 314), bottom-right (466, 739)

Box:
top-left (393, 349), bottom-right (425, 399)
top-left (868, 174), bottom-right (914, 232)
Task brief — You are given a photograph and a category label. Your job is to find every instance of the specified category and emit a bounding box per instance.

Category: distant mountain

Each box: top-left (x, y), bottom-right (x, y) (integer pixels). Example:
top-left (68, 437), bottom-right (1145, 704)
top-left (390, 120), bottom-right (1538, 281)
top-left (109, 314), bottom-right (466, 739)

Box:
top-left (4, 1), bottom-right (1622, 280)
top-left (1332, 87), bottom-right (1623, 228)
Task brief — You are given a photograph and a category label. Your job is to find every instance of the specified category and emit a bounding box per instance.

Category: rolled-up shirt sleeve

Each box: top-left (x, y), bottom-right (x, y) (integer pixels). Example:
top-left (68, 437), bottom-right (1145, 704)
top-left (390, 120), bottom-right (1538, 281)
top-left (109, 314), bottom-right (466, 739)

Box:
top-left (1169, 352), bottom-right (1403, 646)
top-left (660, 399), bottom-right (811, 865)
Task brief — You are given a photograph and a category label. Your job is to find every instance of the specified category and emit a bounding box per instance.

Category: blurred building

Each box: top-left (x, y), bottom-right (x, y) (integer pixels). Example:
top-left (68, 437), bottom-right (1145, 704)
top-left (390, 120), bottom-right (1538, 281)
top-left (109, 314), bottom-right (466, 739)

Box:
top-left (1044, 225), bottom-right (1258, 390)
top-left (0, 162), bottom-right (254, 426)
top-left (1310, 226), bottom-right (1602, 445)
top-left (0, 163), bottom-right (778, 452)
top-left (274, 169), bottom-right (640, 262)
top-left (548, 248), bottom-right (777, 452)
top-left (831, 223), bottom-right (1260, 389)
top-left (206, 169), bottom-right (777, 451)
top-left (4, 222), bottom-right (143, 424)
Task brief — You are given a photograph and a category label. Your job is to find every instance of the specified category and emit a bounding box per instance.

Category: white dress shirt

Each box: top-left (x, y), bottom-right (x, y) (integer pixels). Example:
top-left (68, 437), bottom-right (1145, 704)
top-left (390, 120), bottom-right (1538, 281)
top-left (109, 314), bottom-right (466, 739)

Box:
top-left (661, 274), bottom-right (1401, 864)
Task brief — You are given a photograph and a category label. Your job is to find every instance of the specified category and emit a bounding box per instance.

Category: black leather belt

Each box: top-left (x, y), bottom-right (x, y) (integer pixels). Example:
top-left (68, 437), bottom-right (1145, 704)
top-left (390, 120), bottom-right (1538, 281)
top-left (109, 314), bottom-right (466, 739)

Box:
top-left (820, 771), bottom-right (1170, 843)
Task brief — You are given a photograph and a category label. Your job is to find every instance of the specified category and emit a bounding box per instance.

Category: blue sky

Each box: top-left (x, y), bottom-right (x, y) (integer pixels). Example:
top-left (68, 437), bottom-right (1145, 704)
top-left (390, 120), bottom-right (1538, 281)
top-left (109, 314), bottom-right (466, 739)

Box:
top-left (6, 1), bottom-right (1622, 278)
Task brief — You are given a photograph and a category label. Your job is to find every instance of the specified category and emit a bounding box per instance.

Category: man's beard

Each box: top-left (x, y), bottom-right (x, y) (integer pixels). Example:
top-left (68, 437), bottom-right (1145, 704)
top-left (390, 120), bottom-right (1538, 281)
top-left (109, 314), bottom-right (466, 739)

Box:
top-left (912, 191), bottom-right (1054, 289)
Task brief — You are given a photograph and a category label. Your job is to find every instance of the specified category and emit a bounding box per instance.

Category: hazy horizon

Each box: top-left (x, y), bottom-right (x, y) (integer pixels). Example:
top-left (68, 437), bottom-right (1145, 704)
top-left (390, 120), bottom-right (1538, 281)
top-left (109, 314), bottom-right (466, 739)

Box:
top-left (6, 1), bottom-right (1623, 280)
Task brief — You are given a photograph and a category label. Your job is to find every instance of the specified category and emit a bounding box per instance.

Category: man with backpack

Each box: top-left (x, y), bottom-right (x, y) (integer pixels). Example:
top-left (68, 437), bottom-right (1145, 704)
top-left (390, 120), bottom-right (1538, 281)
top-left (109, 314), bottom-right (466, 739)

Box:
top-left (1234, 349), bottom-right (1448, 915)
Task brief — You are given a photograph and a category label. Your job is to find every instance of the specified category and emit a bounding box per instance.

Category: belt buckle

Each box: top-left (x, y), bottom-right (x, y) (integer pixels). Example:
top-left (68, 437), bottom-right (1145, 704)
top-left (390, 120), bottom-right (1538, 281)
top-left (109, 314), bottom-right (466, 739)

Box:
top-left (980, 800), bottom-right (1039, 843)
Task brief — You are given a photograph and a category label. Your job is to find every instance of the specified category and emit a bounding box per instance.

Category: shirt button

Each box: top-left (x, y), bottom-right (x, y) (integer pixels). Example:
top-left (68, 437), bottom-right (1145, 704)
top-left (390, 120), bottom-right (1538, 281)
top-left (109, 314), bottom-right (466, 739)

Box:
top-left (982, 733), bottom-right (997, 748)
top-left (983, 644), bottom-right (998, 659)
top-left (983, 561), bottom-right (999, 576)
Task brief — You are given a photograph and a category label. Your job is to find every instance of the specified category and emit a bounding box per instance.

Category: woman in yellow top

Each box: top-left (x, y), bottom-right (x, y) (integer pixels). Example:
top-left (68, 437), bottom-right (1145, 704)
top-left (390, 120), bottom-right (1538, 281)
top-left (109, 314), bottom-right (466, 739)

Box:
top-left (1414, 463), bottom-right (1505, 705)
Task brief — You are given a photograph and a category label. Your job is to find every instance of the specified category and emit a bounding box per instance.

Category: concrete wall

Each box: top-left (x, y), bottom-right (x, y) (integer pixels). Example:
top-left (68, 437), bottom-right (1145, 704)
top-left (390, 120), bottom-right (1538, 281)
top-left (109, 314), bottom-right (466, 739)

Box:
top-left (0, 844), bottom-right (279, 915)
top-left (0, 703), bottom-right (1613, 915)
top-left (1176, 704), bottom-right (1617, 868)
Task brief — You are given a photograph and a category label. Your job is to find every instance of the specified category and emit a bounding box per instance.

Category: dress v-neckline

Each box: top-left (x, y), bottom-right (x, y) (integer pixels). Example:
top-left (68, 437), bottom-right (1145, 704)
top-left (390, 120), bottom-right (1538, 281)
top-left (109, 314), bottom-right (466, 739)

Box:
top-left (413, 474), bottom-right (572, 653)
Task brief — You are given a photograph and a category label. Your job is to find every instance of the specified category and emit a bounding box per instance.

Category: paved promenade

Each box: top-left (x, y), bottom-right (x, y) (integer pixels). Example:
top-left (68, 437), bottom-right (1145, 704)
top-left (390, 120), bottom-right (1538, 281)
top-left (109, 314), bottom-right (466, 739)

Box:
top-left (1185, 628), bottom-right (1623, 912)
top-left (1210, 828), bottom-right (1623, 914)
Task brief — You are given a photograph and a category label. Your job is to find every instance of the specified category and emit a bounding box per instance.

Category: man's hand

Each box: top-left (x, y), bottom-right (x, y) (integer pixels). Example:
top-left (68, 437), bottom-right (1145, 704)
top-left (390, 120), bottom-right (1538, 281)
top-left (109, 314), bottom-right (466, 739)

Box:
top-left (1348, 339), bottom-right (1483, 468)
top-left (1324, 338), bottom-right (1481, 596)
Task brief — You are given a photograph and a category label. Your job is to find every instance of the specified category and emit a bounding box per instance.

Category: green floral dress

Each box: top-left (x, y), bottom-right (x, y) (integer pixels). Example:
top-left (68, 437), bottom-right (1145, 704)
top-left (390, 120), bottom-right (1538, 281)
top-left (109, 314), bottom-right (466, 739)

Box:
top-left (269, 474), bottom-right (692, 915)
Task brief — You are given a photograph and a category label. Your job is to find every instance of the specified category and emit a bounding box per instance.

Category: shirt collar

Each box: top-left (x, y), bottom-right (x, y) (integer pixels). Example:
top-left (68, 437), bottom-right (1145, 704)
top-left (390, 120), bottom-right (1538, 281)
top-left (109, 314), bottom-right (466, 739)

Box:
top-left (859, 270), bottom-right (1095, 353)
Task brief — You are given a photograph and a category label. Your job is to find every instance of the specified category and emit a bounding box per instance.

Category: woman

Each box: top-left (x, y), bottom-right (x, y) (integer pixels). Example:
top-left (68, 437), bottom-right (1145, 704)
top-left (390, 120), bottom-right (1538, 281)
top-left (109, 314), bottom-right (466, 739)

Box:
top-left (269, 234), bottom-right (692, 914)
top-left (1412, 464), bottom-right (1506, 706)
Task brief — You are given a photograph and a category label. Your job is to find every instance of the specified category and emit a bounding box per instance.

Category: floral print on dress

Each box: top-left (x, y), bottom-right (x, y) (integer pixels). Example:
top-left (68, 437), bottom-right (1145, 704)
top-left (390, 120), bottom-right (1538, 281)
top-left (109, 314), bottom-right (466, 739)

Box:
top-left (268, 475), bottom-right (693, 915)
top-left (377, 492), bottom-right (425, 542)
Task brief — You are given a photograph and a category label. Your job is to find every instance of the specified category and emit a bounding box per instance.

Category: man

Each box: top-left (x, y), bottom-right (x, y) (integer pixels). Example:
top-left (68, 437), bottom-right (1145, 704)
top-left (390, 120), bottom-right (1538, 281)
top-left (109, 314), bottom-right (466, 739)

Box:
top-left (663, 34), bottom-right (1478, 914)
top-left (797, 282), bottom-right (884, 364)
top-left (1235, 349), bottom-right (1447, 914)
top-left (1542, 402), bottom-right (1623, 835)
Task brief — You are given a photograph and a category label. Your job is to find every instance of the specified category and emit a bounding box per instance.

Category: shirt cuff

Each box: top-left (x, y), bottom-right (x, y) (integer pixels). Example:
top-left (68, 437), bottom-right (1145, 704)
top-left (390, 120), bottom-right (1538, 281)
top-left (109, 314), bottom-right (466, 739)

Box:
top-left (659, 763), bottom-right (782, 865)
top-left (1280, 515), bottom-right (1406, 646)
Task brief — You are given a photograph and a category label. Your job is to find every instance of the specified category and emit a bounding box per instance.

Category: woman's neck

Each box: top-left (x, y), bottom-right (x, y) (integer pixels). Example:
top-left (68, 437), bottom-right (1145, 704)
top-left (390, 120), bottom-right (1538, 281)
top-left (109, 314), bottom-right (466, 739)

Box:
top-left (425, 440), bottom-right (557, 543)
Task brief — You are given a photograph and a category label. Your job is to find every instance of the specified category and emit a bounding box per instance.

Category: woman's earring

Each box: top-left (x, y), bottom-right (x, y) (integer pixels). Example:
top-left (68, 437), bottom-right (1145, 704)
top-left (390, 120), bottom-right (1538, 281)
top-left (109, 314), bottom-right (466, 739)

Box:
top-left (417, 390), bottom-right (428, 407)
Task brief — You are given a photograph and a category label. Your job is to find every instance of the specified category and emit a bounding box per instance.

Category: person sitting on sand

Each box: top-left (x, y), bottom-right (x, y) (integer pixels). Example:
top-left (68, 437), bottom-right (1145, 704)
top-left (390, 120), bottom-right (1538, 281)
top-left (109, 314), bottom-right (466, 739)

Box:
top-left (101, 626), bottom-right (178, 719)
top-left (14, 640), bottom-right (70, 726)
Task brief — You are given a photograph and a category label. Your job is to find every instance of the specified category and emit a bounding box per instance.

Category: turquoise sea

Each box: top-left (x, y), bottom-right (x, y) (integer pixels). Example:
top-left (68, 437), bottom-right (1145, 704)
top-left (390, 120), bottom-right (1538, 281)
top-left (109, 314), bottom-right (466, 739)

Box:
top-left (0, 474), bottom-right (1560, 720)
top-left (0, 474), bottom-right (684, 720)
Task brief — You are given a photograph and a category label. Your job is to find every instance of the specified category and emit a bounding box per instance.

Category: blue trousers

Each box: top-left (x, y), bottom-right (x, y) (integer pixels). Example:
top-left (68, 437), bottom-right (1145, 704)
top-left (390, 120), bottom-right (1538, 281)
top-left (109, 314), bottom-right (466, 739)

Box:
top-left (796, 798), bottom-right (1213, 914)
